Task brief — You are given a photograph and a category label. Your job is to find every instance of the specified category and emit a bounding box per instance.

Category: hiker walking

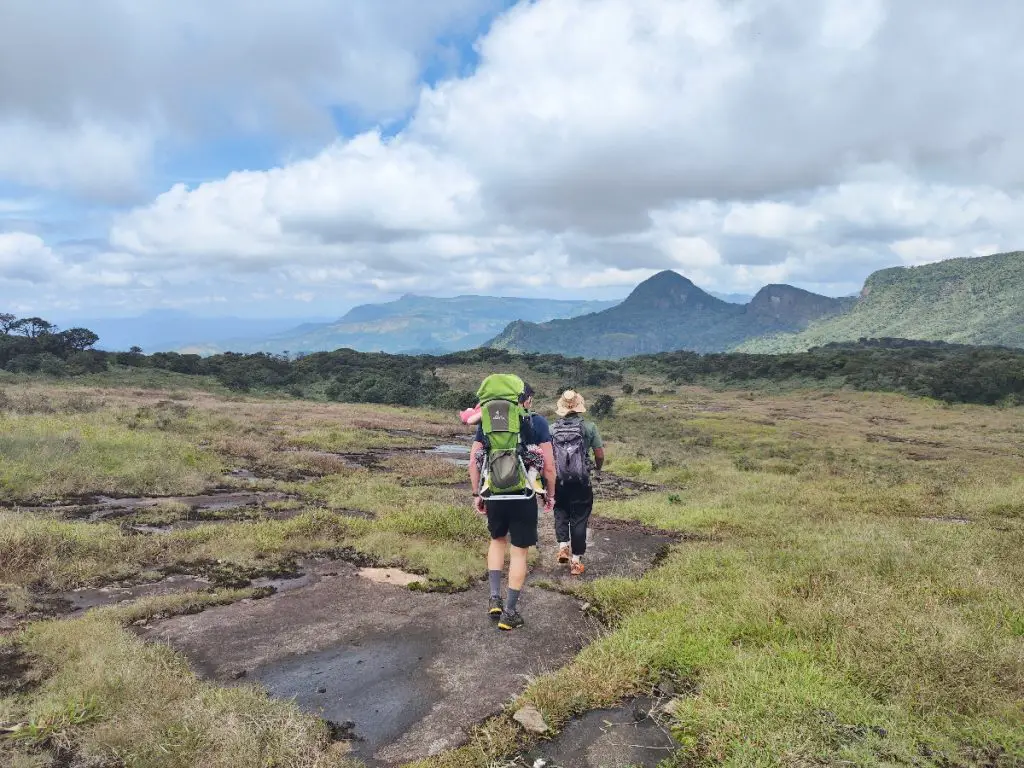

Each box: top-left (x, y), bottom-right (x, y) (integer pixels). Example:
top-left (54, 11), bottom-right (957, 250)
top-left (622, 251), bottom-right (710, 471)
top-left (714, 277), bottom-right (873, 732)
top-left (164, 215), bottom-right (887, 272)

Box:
top-left (469, 377), bottom-right (555, 631)
top-left (551, 389), bottom-right (604, 576)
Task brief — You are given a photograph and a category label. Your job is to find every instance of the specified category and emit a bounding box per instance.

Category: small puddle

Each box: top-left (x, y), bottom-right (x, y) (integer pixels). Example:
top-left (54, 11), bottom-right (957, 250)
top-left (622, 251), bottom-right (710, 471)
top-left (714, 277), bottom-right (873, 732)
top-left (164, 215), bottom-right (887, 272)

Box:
top-left (58, 575), bottom-right (213, 613)
top-left (225, 469), bottom-right (258, 480)
top-left (57, 491), bottom-right (299, 522)
top-left (520, 696), bottom-right (679, 768)
top-left (424, 444), bottom-right (471, 467)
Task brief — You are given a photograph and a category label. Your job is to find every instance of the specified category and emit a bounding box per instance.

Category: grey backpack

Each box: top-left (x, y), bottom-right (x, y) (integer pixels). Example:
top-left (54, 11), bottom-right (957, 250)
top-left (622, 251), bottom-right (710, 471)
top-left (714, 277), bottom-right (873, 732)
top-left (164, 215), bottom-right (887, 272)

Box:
top-left (552, 417), bottom-right (590, 485)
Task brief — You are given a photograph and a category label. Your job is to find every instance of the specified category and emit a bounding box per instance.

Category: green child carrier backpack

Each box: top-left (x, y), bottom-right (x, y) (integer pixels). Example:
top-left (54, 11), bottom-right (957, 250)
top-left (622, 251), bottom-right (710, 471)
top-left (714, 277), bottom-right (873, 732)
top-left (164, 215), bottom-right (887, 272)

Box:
top-left (477, 373), bottom-right (535, 500)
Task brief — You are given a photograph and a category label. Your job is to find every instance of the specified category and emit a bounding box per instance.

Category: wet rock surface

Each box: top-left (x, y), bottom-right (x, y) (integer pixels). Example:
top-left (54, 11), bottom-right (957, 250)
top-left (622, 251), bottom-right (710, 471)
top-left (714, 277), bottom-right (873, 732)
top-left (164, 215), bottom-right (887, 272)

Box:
top-left (143, 560), bottom-right (602, 766)
top-left (73, 491), bottom-right (297, 522)
top-left (519, 697), bottom-right (679, 768)
top-left (58, 574), bottom-right (215, 614)
top-left (531, 513), bottom-right (678, 588)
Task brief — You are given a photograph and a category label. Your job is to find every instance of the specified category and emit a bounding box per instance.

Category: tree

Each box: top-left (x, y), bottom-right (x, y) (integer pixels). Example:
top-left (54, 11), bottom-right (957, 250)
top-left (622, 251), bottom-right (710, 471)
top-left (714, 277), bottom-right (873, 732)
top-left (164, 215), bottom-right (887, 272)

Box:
top-left (60, 328), bottom-right (100, 351)
top-left (11, 317), bottom-right (56, 338)
top-left (0, 313), bottom-right (16, 334)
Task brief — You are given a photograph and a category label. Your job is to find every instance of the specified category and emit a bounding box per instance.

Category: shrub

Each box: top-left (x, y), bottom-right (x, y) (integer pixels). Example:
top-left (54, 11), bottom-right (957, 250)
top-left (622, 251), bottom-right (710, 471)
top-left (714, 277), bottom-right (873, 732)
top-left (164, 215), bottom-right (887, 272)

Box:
top-left (432, 389), bottom-right (477, 411)
top-left (591, 394), bottom-right (615, 417)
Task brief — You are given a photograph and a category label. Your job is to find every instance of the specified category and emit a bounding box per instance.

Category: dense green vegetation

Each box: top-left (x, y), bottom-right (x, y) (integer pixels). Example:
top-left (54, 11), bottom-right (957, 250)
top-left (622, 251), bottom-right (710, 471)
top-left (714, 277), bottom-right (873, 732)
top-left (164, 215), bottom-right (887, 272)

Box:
top-left (3, 312), bottom-right (1024, 407)
top-left (626, 340), bottom-right (1024, 406)
top-left (489, 272), bottom-right (852, 357)
top-left (740, 251), bottom-right (1024, 352)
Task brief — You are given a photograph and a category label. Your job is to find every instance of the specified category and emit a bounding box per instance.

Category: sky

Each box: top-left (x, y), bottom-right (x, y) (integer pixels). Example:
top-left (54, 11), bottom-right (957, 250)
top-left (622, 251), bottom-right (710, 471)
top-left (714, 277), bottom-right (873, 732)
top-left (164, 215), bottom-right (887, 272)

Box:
top-left (2, 0), bottom-right (1024, 320)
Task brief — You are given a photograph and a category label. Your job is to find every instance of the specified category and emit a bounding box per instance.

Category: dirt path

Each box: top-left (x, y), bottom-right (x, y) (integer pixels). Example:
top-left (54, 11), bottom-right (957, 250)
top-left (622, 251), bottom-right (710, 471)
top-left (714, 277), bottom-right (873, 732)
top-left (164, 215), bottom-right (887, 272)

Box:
top-left (144, 560), bottom-right (602, 766)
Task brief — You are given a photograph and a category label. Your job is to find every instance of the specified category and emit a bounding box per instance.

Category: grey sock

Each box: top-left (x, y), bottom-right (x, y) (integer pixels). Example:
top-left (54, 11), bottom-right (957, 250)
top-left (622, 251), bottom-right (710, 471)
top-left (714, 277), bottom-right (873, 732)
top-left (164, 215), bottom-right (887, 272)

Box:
top-left (488, 570), bottom-right (502, 599)
top-left (505, 587), bottom-right (521, 614)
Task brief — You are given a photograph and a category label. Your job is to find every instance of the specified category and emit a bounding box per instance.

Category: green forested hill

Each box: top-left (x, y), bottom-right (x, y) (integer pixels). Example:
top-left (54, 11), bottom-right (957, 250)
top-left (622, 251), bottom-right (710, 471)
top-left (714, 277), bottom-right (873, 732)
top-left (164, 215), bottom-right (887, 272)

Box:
top-left (738, 251), bottom-right (1024, 352)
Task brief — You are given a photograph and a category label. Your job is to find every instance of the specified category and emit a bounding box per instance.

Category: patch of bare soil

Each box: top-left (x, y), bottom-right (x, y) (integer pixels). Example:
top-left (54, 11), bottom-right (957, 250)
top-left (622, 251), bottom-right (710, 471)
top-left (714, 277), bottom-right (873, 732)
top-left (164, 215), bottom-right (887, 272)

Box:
top-left (866, 433), bottom-right (947, 448)
top-left (518, 696), bottom-right (680, 768)
top-left (0, 592), bottom-right (78, 630)
top-left (906, 451), bottom-right (946, 461)
top-left (918, 516), bottom-right (972, 525)
top-left (143, 560), bottom-right (601, 767)
top-left (868, 415), bottom-right (910, 426)
top-left (591, 472), bottom-right (663, 500)
top-left (0, 644), bottom-right (41, 697)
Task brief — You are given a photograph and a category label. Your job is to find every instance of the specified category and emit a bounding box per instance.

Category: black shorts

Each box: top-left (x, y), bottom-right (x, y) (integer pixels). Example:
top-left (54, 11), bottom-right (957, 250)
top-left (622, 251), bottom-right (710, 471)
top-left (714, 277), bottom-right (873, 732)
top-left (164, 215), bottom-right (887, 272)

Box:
top-left (486, 496), bottom-right (539, 548)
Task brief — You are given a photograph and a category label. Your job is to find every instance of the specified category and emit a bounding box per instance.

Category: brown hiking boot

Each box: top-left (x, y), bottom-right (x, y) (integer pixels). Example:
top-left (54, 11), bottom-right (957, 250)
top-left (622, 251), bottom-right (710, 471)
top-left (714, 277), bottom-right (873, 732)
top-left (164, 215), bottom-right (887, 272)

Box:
top-left (557, 544), bottom-right (571, 564)
top-left (570, 560), bottom-right (585, 576)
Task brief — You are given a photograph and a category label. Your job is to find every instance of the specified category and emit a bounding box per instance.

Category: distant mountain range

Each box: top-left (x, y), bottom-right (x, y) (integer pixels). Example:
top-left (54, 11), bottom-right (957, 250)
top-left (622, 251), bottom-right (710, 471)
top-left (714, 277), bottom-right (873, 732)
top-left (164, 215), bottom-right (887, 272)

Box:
top-left (178, 294), bottom-right (619, 355)
top-left (55, 251), bottom-right (1021, 358)
top-left (489, 251), bottom-right (1024, 358)
top-left (487, 272), bottom-right (854, 358)
top-left (737, 250), bottom-right (1024, 352)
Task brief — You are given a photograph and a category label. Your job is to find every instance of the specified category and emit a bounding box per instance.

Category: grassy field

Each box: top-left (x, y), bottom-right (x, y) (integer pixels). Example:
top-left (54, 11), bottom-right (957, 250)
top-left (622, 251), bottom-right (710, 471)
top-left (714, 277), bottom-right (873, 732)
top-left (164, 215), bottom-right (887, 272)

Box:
top-left (1, 379), bottom-right (1022, 767)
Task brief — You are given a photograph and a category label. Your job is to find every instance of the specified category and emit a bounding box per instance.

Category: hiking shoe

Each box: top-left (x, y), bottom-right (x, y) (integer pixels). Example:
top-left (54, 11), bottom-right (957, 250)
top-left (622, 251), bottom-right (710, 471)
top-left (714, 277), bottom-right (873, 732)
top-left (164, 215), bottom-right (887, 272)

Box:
top-left (570, 560), bottom-right (585, 576)
top-left (497, 609), bottom-right (524, 631)
top-left (557, 544), bottom-right (571, 563)
top-left (488, 596), bottom-right (504, 619)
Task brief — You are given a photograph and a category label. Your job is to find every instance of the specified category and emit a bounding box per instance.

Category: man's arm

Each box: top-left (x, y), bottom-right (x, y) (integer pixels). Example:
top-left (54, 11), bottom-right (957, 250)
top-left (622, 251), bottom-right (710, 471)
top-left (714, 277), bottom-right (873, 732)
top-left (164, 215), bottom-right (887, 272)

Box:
top-left (540, 441), bottom-right (556, 510)
top-left (589, 422), bottom-right (605, 471)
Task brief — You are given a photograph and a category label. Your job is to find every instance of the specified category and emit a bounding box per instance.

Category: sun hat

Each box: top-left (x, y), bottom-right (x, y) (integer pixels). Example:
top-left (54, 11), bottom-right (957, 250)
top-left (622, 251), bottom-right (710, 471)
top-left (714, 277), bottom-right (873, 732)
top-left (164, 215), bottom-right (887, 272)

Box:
top-left (555, 389), bottom-right (586, 416)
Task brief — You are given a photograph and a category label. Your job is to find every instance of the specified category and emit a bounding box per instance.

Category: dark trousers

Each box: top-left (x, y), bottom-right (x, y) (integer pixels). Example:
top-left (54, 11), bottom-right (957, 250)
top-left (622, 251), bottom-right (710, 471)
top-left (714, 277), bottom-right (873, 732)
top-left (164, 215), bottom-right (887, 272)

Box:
top-left (553, 481), bottom-right (594, 556)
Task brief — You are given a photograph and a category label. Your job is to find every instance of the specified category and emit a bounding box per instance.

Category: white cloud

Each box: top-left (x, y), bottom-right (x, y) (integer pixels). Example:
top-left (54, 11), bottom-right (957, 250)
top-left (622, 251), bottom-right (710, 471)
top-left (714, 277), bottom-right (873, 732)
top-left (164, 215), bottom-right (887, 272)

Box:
top-left (111, 132), bottom-right (481, 263)
top-left (890, 238), bottom-right (956, 266)
top-left (0, 232), bottom-right (63, 283)
top-left (10, 0), bottom-right (1024, 312)
top-left (0, 0), bottom-right (500, 199)
top-left (722, 203), bottom-right (824, 239)
top-left (0, 122), bottom-right (152, 201)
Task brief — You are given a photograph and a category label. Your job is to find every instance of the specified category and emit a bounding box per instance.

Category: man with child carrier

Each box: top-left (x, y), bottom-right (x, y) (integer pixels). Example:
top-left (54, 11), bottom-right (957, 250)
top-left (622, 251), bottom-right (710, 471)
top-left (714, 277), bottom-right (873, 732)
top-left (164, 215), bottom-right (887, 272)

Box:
top-left (467, 378), bottom-right (605, 630)
top-left (468, 375), bottom-right (555, 631)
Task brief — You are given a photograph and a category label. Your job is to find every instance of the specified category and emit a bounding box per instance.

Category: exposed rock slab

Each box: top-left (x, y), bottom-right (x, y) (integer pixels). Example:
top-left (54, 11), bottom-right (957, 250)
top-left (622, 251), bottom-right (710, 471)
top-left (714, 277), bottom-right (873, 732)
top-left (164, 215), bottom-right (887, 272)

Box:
top-left (144, 560), bottom-right (601, 766)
